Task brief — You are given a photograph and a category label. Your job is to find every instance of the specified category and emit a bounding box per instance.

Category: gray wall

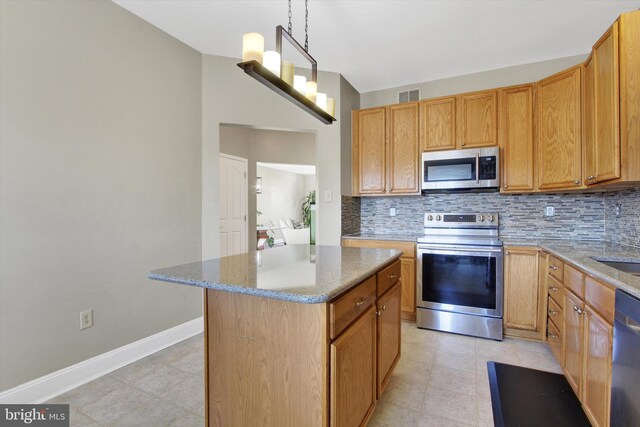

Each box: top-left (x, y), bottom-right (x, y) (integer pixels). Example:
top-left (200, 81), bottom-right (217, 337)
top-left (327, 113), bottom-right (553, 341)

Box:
top-left (220, 126), bottom-right (315, 249)
top-left (0, 0), bottom-right (203, 391)
top-left (202, 54), bottom-right (352, 259)
top-left (340, 76), bottom-right (361, 196)
top-left (360, 55), bottom-right (587, 108)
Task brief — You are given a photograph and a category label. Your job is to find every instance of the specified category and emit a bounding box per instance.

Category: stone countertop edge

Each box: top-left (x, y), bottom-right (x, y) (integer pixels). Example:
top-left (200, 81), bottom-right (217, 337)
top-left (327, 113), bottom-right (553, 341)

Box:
top-left (500, 238), bottom-right (640, 300)
top-left (148, 251), bottom-right (403, 304)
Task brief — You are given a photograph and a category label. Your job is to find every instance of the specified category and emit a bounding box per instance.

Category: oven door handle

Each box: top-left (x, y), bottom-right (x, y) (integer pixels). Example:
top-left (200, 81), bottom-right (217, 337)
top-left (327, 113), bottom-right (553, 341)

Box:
top-left (417, 245), bottom-right (503, 255)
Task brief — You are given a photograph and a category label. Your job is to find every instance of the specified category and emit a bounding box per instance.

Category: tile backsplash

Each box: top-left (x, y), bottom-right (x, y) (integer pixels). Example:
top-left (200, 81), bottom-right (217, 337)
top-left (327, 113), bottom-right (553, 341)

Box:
top-left (343, 188), bottom-right (639, 245)
top-left (604, 187), bottom-right (640, 248)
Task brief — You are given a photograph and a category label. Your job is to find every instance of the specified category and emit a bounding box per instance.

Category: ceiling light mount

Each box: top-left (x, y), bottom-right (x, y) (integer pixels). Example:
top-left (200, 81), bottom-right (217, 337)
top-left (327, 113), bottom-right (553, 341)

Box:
top-left (238, 0), bottom-right (336, 124)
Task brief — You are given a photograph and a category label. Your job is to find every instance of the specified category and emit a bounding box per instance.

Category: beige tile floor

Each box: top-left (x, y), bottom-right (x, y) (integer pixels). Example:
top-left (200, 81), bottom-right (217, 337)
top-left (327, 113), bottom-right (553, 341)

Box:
top-left (49, 321), bottom-right (561, 426)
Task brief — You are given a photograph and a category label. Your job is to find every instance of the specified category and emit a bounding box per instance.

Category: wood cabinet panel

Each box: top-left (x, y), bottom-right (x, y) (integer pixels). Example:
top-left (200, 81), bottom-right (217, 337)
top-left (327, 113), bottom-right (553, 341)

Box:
top-left (500, 85), bottom-right (535, 192)
top-left (619, 11), bottom-right (640, 183)
top-left (585, 276), bottom-right (615, 324)
top-left (331, 306), bottom-right (377, 427)
top-left (388, 103), bottom-right (420, 194)
top-left (329, 276), bottom-right (376, 340)
top-left (564, 264), bottom-right (585, 298)
top-left (377, 259), bottom-right (401, 297)
top-left (549, 256), bottom-right (564, 282)
top-left (536, 66), bottom-right (583, 190)
top-left (354, 108), bottom-right (386, 194)
top-left (548, 296), bottom-right (563, 334)
top-left (583, 306), bottom-right (613, 427)
top-left (342, 239), bottom-right (416, 320)
top-left (458, 90), bottom-right (498, 148)
top-left (584, 54), bottom-right (596, 186)
top-left (420, 97), bottom-right (457, 151)
top-left (399, 258), bottom-right (416, 319)
top-left (376, 282), bottom-right (401, 396)
top-left (548, 275), bottom-right (564, 309)
top-left (548, 317), bottom-right (563, 363)
top-left (563, 288), bottom-right (584, 396)
top-left (504, 247), bottom-right (539, 333)
top-left (592, 22), bottom-right (620, 184)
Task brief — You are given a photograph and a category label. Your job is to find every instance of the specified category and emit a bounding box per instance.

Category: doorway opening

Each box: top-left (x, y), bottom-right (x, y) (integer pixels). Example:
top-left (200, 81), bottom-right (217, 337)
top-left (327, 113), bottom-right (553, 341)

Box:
top-left (219, 125), bottom-right (316, 253)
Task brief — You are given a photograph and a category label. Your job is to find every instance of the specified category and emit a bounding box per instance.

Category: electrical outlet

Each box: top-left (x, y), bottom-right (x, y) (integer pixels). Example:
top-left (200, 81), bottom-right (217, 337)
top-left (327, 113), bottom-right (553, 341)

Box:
top-left (80, 309), bottom-right (93, 330)
top-left (389, 207), bottom-right (396, 217)
top-left (615, 203), bottom-right (622, 217)
top-left (544, 206), bottom-right (555, 217)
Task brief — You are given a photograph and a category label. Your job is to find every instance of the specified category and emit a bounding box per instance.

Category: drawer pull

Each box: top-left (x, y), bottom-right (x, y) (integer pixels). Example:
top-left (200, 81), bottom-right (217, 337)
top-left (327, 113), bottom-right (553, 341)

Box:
top-left (388, 273), bottom-right (398, 280)
top-left (549, 332), bottom-right (558, 340)
top-left (548, 309), bottom-right (558, 316)
top-left (355, 297), bottom-right (367, 307)
top-left (549, 286), bottom-right (559, 291)
top-left (376, 305), bottom-right (387, 317)
top-left (550, 265), bottom-right (559, 270)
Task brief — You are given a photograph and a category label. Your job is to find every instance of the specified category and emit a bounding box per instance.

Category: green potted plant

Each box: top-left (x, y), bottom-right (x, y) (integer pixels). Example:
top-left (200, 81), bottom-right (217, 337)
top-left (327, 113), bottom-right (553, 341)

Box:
top-left (301, 190), bottom-right (316, 244)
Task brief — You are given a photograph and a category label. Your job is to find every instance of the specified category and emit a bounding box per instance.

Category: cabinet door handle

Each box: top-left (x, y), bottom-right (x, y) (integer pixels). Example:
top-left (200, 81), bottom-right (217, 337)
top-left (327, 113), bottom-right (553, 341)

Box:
top-left (550, 265), bottom-right (558, 270)
top-left (355, 297), bottom-right (367, 307)
top-left (587, 175), bottom-right (596, 181)
top-left (573, 305), bottom-right (578, 312)
top-left (549, 286), bottom-right (559, 291)
top-left (388, 273), bottom-right (398, 280)
top-left (548, 309), bottom-right (558, 316)
top-left (549, 332), bottom-right (558, 340)
top-left (574, 179), bottom-right (580, 184)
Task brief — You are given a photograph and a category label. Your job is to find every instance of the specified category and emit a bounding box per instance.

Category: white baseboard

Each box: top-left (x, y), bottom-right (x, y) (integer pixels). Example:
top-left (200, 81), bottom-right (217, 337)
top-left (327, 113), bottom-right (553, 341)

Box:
top-left (0, 316), bottom-right (204, 404)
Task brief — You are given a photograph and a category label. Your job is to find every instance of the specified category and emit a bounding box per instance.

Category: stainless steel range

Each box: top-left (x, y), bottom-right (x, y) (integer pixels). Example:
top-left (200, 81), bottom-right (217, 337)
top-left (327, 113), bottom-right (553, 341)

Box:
top-left (416, 213), bottom-right (503, 340)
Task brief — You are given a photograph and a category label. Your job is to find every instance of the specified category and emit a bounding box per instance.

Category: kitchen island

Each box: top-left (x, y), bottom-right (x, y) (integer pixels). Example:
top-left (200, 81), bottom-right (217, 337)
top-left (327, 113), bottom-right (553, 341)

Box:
top-left (149, 245), bottom-right (403, 427)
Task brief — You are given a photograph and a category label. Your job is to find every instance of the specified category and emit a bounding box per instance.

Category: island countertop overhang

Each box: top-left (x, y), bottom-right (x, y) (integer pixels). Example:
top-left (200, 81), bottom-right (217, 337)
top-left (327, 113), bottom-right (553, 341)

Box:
top-left (149, 245), bottom-right (403, 304)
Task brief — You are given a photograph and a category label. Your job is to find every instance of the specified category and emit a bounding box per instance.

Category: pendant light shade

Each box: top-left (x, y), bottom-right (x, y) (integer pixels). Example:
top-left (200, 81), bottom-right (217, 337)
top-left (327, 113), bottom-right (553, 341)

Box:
top-left (281, 60), bottom-right (294, 86)
top-left (242, 32), bottom-right (264, 63)
top-left (263, 51), bottom-right (281, 77)
top-left (316, 92), bottom-right (327, 110)
top-left (306, 81), bottom-right (317, 103)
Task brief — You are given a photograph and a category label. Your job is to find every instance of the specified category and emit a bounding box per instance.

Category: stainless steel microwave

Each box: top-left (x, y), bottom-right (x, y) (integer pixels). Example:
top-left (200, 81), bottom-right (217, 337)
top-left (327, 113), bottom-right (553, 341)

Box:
top-left (421, 147), bottom-right (500, 191)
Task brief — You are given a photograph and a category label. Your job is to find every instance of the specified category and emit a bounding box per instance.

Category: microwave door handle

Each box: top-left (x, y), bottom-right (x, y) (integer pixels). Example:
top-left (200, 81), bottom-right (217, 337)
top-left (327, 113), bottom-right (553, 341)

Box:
top-left (475, 153), bottom-right (480, 184)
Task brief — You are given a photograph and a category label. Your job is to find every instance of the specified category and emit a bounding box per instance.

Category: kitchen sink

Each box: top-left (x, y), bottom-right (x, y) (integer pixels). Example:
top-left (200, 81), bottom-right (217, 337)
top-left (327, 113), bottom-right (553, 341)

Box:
top-left (591, 258), bottom-right (640, 277)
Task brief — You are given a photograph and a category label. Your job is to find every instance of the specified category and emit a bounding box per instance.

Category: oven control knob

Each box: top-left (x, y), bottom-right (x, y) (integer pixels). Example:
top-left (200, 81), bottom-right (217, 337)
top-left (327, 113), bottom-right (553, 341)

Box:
top-left (479, 215), bottom-right (485, 222)
top-left (427, 215), bottom-right (433, 221)
top-left (435, 215), bottom-right (442, 221)
top-left (488, 215), bottom-right (494, 223)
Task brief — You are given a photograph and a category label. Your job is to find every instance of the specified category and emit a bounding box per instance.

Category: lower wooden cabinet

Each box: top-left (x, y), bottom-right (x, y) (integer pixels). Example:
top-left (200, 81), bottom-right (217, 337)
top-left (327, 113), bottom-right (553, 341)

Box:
top-left (582, 306), bottom-right (613, 427)
top-left (563, 288), bottom-right (584, 395)
top-left (376, 282), bottom-right (401, 396)
top-left (331, 305), bottom-right (377, 427)
top-left (342, 239), bottom-right (416, 321)
top-left (503, 246), bottom-right (545, 340)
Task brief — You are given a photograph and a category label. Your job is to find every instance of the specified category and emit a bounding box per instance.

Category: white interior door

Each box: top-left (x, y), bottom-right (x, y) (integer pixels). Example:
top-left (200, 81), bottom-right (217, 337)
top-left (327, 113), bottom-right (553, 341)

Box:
top-left (219, 154), bottom-right (248, 257)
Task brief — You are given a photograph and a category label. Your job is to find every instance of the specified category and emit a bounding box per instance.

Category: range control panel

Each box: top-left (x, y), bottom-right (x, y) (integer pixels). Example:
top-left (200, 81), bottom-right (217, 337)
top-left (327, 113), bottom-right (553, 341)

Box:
top-left (424, 212), bottom-right (499, 227)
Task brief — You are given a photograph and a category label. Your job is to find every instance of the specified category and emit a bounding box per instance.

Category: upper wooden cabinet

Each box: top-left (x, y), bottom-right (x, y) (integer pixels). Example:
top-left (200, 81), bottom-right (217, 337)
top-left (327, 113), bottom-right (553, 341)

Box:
top-left (352, 103), bottom-right (420, 196)
top-left (500, 85), bottom-right (535, 192)
top-left (388, 103), bottom-right (420, 194)
top-left (420, 96), bottom-right (457, 151)
top-left (584, 22), bottom-right (621, 185)
top-left (353, 107), bottom-right (386, 194)
top-left (458, 90), bottom-right (499, 148)
top-left (536, 66), bottom-right (583, 190)
top-left (616, 11), bottom-right (640, 185)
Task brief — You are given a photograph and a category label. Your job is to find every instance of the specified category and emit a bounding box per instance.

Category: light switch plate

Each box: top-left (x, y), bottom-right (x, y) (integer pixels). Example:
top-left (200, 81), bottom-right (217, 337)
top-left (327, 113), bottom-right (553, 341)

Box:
top-left (389, 208), bottom-right (396, 216)
top-left (545, 206), bottom-right (555, 217)
top-left (324, 190), bottom-right (332, 202)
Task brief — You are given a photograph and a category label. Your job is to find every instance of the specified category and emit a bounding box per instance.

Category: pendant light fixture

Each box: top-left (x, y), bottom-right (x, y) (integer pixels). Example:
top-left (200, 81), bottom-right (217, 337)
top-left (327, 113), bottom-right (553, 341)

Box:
top-left (238, 0), bottom-right (336, 125)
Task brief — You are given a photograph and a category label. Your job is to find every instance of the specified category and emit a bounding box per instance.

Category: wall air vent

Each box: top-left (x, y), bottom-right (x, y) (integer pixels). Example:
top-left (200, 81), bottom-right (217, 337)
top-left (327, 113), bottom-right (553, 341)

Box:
top-left (398, 89), bottom-right (420, 103)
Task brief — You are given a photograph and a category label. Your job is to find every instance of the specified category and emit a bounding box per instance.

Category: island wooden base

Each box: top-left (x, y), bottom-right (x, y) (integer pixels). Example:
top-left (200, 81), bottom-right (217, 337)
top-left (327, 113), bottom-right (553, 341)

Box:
top-left (203, 258), bottom-right (402, 427)
top-left (204, 289), bottom-right (328, 427)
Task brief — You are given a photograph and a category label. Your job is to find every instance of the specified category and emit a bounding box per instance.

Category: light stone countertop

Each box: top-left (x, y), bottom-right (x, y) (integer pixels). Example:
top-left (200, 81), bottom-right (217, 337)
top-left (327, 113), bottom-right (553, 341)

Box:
top-left (149, 245), bottom-right (402, 304)
top-left (501, 238), bottom-right (640, 299)
top-left (341, 233), bottom-right (640, 299)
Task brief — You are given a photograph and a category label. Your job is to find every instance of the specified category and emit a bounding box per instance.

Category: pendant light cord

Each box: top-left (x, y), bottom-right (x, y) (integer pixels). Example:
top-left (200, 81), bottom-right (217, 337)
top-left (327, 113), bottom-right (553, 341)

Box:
top-left (304, 0), bottom-right (309, 52)
top-left (288, 0), bottom-right (292, 35)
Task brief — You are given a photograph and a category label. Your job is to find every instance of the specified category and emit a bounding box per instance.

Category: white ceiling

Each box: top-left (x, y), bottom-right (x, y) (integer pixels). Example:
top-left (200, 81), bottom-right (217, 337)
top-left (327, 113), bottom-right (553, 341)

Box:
top-left (114, 0), bottom-right (640, 93)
